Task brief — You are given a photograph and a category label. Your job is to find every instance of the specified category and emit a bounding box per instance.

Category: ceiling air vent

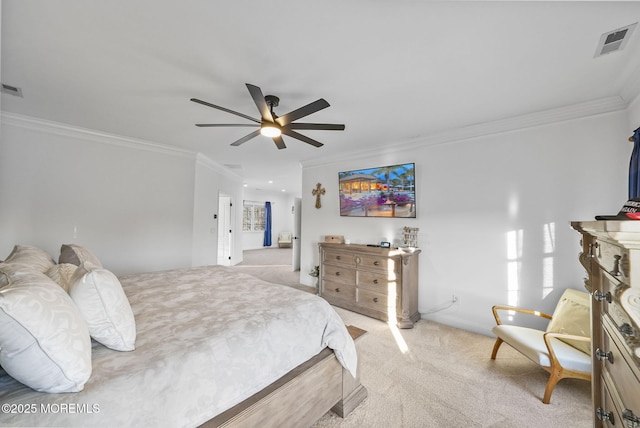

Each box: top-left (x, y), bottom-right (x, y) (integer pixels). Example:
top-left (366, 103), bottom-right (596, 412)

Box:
top-left (595, 23), bottom-right (637, 57)
top-left (1, 83), bottom-right (23, 97)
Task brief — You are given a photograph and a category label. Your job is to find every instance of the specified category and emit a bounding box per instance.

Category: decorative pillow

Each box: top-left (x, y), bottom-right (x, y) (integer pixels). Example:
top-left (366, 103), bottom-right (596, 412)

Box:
top-left (0, 267), bottom-right (8, 288)
top-left (0, 271), bottom-right (92, 393)
top-left (546, 288), bottom-right (591, 354)
top-left (3, 245), bottom-right (56, 273)
top-left (1, 262), bottom-right (56, 288)
top-left (46, 263), bottom-right (78, 293)
top-left (59, 244), bottom-right (103, 268)
top-left (69, 262), bottom-right (136, 351)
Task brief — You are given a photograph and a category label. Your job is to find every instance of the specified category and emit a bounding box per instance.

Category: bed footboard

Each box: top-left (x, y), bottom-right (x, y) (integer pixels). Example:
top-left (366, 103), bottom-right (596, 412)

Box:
top-left (203, 326), bottom-right (367, 428)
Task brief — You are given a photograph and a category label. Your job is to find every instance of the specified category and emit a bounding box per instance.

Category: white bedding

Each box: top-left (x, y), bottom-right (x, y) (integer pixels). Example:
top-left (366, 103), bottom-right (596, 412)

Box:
top-left (0, 265), bottom-right (357, 427)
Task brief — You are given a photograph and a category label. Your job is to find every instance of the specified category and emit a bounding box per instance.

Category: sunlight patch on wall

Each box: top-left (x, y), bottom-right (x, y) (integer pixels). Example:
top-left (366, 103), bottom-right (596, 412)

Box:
top-left (542, 222), bottom-right (556, 299)
top-left (506, 229), bottom-right (523, 319)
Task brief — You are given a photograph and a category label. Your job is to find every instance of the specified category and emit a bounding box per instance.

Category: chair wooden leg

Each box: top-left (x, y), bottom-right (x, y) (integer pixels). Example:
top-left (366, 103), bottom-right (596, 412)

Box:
top-left (542, 369), bottom-right (562, 404)
top-left (490, 337), bottom-right (503, 360)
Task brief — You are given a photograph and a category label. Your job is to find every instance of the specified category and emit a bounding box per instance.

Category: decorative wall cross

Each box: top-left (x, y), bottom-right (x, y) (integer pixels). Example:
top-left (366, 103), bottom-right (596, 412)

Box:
top-left (312, 183), bottom-right (325, 209)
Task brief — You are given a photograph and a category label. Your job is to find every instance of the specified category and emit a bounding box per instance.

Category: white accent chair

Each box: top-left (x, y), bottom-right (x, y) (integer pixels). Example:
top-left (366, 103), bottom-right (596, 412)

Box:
top-left (277, 232), bottom-right (292, 248)
top-left (490, 288), bottom-right (592, 404)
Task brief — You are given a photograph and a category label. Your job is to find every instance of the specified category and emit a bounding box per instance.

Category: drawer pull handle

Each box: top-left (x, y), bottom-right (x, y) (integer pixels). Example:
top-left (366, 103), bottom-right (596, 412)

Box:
top-left (373, 261), bottom-right (380, 266)
top-left (623, 409), bottom-right (640, 428)
top-left (587, 242), bottom-right (598, 258)
top-left (593, 291), bottom-right (612, 303)
top-left (595, 348), bottom-right (613, 364)
top-left (335, 287), bottom-right (340, 293)
top-left (335, 271), bottom-right (340, 276)
top-left (373, 297), bottom-right (379, 303)
top-left (373, 279), bottom-right (379, 284)
top-left (610, 254), bottom-right (622, 276)
top-left (619, 323), bottom-right (635, 338)
top-left (596, 408), bottom-right (614, 423)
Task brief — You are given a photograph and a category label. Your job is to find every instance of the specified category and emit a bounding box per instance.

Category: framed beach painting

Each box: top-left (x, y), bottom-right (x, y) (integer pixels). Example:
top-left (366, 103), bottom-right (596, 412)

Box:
top-left (339, 162), bottom-right (416, 218)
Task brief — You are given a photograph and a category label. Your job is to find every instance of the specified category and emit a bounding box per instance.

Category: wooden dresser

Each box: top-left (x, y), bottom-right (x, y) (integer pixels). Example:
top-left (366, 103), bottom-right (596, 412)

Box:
top-left (318, 243), bottom-right (421, 328)
top-left (572, 221), bottom-right (640, 427)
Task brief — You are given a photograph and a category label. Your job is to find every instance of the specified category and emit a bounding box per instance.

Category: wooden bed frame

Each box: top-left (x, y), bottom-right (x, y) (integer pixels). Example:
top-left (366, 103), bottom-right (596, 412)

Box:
top-left (203, 326), bottom-right (367, 428)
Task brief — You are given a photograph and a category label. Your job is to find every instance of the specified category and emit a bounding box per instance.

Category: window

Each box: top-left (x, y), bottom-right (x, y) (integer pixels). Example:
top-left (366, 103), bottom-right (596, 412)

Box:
top-left (243, 202), bottom-right (266, 232)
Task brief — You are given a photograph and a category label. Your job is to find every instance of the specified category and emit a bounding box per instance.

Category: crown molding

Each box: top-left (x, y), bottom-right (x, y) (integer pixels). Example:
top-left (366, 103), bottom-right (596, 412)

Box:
top-left (301, 95), bottom-right (629, 168)
top-left (1, 111), bottom-right (197, 160)
top-left (195, 153), bottom-right (244, 180)
top-left (0, 111), bottom-right (280, 182)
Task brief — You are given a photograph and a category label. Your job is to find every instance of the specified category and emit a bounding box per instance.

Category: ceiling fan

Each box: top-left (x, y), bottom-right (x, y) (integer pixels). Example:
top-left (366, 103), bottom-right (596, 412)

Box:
top-left (191, 83), bottom-right (345, 150)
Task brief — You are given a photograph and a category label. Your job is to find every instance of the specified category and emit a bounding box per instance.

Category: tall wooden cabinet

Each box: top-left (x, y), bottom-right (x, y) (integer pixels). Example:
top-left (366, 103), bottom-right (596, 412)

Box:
top-left (318, 243), bottom-right (421, 328)
top-left (572, 221), bottom-right (640, 427)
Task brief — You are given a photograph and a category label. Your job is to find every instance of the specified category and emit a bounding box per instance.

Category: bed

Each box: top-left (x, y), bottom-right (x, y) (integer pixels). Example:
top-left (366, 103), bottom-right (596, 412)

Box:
top-left (0, 245), bottom-right (366, 427)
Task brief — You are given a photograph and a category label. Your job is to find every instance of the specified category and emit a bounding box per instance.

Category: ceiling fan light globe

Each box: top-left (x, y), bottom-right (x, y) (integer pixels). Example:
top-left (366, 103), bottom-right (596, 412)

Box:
top-left (260, 126), bottom-right (281, 138)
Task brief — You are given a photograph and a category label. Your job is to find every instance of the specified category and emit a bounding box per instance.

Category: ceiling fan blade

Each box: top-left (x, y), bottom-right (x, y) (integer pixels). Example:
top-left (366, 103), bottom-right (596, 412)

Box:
top-left (196, 124), bottom-right (259, 127)
top-left (190, 98), bottom-right (260, 124)
top-left (230, 130), bottom-right (261, 147)
top-left (285, 123), bottom-right (345, 131)
top-left (246, 83), bottom-right (274, 122)
top-left (273, 135), bottom-right (286, 150)
top-left (281, 129), bottom-right (324, 148)
top-left (275, 99), bottom-right (330, 127)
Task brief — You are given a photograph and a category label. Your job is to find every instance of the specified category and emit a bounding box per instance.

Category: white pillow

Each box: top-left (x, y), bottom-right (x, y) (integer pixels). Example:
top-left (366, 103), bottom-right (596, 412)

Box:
top-left (69, 262), bottom-right (136, 351)
top-left (3, 245), bottom-right (56, 273)
top-left (0, 270), bottom-right (92, 393)
top-left (59, 244), bottom-right (103, 268)
top-left (46, 263), bottom-right (78, 293)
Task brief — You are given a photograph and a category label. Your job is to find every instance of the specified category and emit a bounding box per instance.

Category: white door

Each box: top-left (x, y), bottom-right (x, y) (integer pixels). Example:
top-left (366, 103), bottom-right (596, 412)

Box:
top-left (292, 197), bottom-right (302, 271)
top-left (217, 194), bottom-right (232, 266)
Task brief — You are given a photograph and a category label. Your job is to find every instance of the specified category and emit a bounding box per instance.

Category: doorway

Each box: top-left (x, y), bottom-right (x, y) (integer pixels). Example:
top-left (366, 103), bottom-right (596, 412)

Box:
top-left (292, 197), bottom-right (301, 272)
top-left (217, 193), bottom-right (232, 266)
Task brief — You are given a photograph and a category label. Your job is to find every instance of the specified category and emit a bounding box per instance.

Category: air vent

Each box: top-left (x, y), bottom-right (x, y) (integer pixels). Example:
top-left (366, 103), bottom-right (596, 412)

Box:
top-left (1, 83), bottom-right (23, 97)
top-left (595, 23), bottom-right (637, 57)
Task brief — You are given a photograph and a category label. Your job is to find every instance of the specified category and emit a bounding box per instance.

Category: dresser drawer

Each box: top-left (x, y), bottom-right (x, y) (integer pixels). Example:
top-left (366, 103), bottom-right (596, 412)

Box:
top-left (357, 254), bottom-right (395, 273)
top-left (322, 263), bottom-right (356, 285)
top-left (322, 280), bottom-right (356, 302)
top-left (597, 240), bottom-right (629, 284)
top-left (600, 274), bottom-right (638, 360)
top-left (356, 270), bottom-right (395, 294)
top-left (357, 288), bottom-right (396, 313)
top-left (323, 250), bottom-right (355, 267)
top-left (599, 374), bottom-right (621, 427)
top-left (600, 320), bottom-right (640, 417)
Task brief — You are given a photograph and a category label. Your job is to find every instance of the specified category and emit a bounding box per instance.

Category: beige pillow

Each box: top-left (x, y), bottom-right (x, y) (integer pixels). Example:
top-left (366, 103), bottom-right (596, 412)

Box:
top-left (69, 262), bottom-right (136, 351)
top-left (546, 288), bottom-right (591, 354)
top-left (1, 262), bottom-right (55, 287)
top-left (0, 270), bottom-right (92, 393)
top-left (46, 263), bottom-right (78, 293)
top-left (3, 245), bottom-right (55, 273)
top-left (59, 244), bottom-right (103, 268)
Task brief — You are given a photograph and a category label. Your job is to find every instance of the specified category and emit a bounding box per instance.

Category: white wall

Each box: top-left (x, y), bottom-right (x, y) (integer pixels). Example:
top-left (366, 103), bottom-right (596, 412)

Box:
top-left (0, 114), bottom-right (243, 275)
top-left (241, 188), bottom-right (296, 251)
top-left (301, 110), bottom-right (631, 336)
top-left (628, 95), bottom-right (640, 132)
top-left (192, 155), bottom-right (244, 267)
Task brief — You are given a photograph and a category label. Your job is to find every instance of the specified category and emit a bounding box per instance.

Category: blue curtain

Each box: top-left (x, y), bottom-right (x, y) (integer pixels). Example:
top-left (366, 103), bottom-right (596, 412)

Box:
top-left (630, 127), bottom-right (640, 199)
top-left (263, 201), bottom-right (272, 247)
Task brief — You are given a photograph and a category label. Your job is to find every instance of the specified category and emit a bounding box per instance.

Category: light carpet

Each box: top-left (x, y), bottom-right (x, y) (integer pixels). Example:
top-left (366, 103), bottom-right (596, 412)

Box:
top-left (233, 249), bottom-right (592, 428)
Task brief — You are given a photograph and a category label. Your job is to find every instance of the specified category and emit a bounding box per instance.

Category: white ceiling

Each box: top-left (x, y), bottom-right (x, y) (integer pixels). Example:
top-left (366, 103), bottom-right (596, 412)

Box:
top-left (3, 1), bottom-right (640, 195)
